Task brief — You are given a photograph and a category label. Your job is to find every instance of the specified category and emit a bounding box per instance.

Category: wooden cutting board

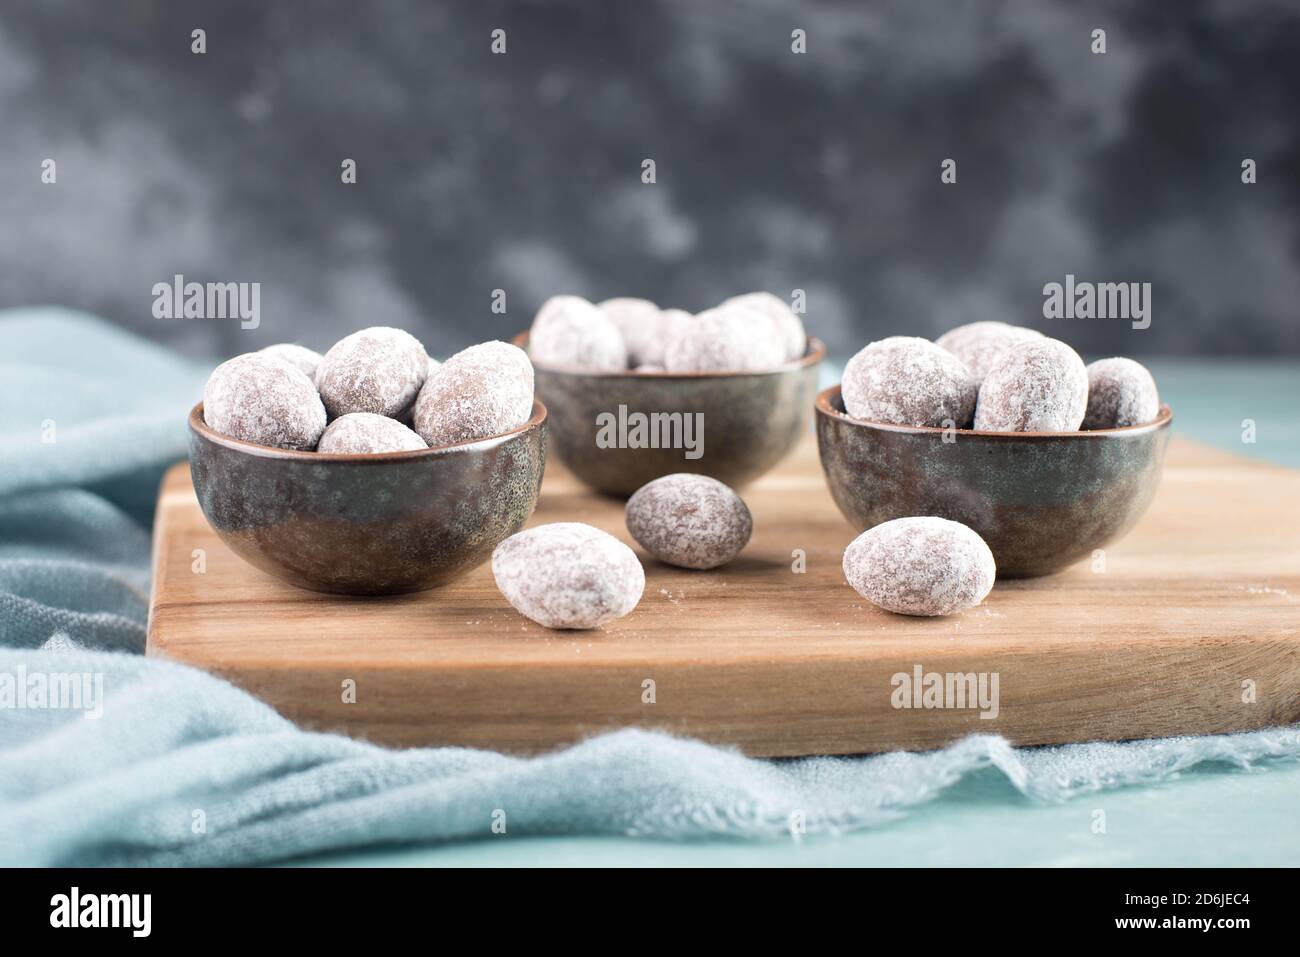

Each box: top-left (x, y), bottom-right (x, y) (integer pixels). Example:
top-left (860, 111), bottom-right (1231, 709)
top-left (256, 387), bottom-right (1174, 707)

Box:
top-left (146, 435), bottom-right (1300, 757)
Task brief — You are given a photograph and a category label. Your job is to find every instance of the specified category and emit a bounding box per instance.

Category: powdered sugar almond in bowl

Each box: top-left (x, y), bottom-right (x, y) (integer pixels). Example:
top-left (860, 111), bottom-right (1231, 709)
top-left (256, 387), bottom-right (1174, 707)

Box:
top-left (316, 326), bottom-right (429, 419)
top-left (842, 336), bottom-right (977, 428)
top-left (413, 340), bottom-right (535, 448)
top-left (1082, 357), bottom-right (1160, 429)
top-left (203, 352), bottom-right (326, 451)
top-left (974, 338), bottom-right (1088, 432)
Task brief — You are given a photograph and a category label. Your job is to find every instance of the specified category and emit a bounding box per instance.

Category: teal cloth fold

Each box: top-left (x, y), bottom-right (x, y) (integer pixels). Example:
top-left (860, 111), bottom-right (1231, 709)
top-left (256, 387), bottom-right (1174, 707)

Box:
top-left (2, 307), bottom-right (1298, 866)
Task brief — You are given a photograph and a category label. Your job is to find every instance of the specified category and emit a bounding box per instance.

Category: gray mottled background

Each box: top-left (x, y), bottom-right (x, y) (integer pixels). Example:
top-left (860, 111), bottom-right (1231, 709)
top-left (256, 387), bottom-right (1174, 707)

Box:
top-left (1, 0), bottom-right (1297, 361)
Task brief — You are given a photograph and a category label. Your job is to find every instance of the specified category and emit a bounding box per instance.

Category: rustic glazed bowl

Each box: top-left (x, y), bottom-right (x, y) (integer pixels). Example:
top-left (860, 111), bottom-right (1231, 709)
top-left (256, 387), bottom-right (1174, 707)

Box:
top-left (515, 332), bottom-right (825, 496)
top-left (188, 400), bottom-right (547, 595)
top-left (816, 386), bottom-right (1172, 578)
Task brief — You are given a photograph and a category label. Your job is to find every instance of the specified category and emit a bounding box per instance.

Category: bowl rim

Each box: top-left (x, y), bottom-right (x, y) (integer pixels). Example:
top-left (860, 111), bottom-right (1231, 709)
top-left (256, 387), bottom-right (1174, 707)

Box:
top-left (189, 398), bottom-right (548, 462)
top-left (816, 384), bottom-right (1173, 438)
top-left (512, 331), bottom-right (827, 378)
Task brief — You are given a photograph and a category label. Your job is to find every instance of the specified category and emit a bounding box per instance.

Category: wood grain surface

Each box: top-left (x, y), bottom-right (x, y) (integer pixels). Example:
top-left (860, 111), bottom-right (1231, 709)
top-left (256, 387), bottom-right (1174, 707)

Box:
top-left (146, 435), bottom-right (1300, 757)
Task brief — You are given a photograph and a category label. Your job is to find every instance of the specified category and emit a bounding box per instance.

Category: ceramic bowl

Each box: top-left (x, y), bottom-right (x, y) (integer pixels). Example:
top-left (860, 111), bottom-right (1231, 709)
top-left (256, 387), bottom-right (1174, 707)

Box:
top-left (187, 400), bottom-right (547, 595)
top-left (516, 332), bottom-right (825, 496)
top-left (815, 386), bottom-right (1172, 578)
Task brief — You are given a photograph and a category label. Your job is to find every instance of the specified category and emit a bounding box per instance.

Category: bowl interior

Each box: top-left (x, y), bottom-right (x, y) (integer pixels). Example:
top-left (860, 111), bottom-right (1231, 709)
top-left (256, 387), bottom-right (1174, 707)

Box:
top-left (512, 330), bottom-right (827, 377)
top-left (816, 384), bottom-right (1173, 437)
top-left (189, 398), bottom-right (548, 460)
